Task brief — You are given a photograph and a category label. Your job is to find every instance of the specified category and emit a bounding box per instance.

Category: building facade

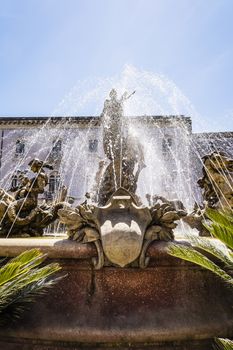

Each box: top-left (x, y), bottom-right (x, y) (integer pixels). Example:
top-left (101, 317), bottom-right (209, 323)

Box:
top-left (0, 116), bottom-right (232, 210)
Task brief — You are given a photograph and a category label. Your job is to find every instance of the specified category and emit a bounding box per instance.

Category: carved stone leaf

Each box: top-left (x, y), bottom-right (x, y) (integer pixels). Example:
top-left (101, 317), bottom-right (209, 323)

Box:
top-left (163, 222), bottom-right (177, 229)
top-left (160, 203), bottom-right (171, 211)
top-left (82, 227), bottom-right (100, 243)
top-left (145, 225), bottom-right (161, 240)
top-left (177, 209), bottom-right (187, 217)
top-left (150, 208), bottom-right (162, 222)
top-left (58, 208), bottom-right (84, 230)
top-left (72, 231), bottom-right (85, 241)
top-left (160, 211), bottom-right (180, 222)
top-left (78, 205), bottom-right (97, 227)
top-left (159, 228), bottom-right (174, 241)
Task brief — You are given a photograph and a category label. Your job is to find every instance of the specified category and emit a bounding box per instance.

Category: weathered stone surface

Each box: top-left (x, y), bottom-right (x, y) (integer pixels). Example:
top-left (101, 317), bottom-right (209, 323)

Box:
top-left (0, 238), bottom-right (232, 349)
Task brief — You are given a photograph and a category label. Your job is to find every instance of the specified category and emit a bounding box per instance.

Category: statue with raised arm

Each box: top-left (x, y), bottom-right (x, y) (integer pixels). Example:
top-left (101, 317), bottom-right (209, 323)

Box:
top-left (101, 89), bottom-right (135, 161)
top-left (96, 89), bottom-right (145, 205)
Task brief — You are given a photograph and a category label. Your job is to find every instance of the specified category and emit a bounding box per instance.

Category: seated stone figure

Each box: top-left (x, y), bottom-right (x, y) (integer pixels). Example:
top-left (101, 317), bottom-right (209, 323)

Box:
top-left (0, 158), bottom-right (68, 237)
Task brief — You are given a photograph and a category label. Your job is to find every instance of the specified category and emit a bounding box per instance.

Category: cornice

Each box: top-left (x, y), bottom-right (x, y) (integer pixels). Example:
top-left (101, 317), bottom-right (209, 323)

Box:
top-left (0, 115), bottom-right (192, 130)
top-left (193, 131), bottom-right (233, 139)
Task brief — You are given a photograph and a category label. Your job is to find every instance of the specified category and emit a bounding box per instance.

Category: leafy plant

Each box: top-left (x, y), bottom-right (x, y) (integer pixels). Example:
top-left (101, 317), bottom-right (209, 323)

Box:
top-left (204, 208), bottom-right (233, 250)
top-left (0, 248), bottom-right (62, 324)
top-left (167, 208), bottom-right (233, 349)
top-left (214, 338), bottom-right (233, 350)
top-left (167, 208), bottom-right (233, 285)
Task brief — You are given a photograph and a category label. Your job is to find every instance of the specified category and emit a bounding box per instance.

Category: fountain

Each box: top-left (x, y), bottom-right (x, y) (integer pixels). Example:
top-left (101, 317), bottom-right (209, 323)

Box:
top-left (57, 89), bottom-right (186, 269)
top-left (0, 89), bottom-right (232, 349)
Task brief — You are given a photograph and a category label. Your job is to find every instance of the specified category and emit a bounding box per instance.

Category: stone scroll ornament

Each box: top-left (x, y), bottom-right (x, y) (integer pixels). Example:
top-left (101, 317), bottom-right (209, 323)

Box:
top-left (58, 188), bottom-right (186, 269)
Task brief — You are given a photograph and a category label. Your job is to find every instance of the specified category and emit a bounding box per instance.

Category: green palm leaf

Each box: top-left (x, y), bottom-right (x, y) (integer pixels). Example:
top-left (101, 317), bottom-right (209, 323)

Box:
top-left (167, 243), bottom-right (233, 284)
top-left (186, 235), bottom-right (233, 266)
top-left (168, 208), bottom-right (233, 347)
top-left (214, 338), bottom-right (233, 350)
top-left (206, 208), bottom-right (233, 227)
top-left (0, 249), bottom-right (63, 324)
top-left (205, 208), bottom-right (233, 250)
top-left (205, 223), bottom-right (233, 250)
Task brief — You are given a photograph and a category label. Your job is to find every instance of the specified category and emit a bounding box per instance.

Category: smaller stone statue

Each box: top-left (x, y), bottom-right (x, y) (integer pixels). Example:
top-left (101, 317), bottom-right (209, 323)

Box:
top-left (0, 158), bottom-right (69, 237)
top-left (197, 152), bottom-right (233, 209)
top-left (181, 152), bottom-right (233, 236)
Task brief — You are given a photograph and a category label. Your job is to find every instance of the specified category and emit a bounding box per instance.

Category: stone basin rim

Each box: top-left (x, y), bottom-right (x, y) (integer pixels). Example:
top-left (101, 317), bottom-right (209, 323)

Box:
top-left (0, 323), bottom-right (232, 344)
top-left (0, 237), bottom-right (224, 262)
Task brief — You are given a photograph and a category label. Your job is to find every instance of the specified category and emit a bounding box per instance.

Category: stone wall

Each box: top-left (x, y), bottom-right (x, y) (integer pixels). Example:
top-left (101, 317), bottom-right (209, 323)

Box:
top-left (0, 116), bottom-right (193, 207)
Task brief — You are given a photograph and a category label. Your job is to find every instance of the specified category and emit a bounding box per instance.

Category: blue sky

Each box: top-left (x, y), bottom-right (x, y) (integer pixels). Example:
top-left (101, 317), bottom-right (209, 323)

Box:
top-left (0, 0), bottom-right (233, 132)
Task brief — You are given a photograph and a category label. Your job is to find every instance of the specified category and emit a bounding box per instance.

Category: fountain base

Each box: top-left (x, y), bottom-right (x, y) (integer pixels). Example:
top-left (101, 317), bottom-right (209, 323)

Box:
top-left (0, 238), bottom-right (232, 349)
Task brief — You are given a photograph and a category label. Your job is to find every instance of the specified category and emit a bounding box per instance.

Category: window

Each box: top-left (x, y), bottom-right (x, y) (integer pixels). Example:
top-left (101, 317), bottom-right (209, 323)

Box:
top-left (89, 139), bottom-right (98, 153)
top-left (11, 174), bottom-right (18, 189)
top-left (162, 137), bottom-right (172, 154)
top-left (15, 139), bottom-right (25, 157)
top-left (45, 191), bottom-right (53, 201)
top-left (49, 174), bottom-right (60, 193)
top-left (10, 171), bottom-right (28, 191)
top-left (51, 140), bottom-right (62, 158)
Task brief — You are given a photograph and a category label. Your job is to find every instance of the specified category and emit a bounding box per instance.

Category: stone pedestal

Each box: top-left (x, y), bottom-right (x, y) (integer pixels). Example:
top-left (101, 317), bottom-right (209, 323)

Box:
top-left (0, 238), bottom-right (232, 349)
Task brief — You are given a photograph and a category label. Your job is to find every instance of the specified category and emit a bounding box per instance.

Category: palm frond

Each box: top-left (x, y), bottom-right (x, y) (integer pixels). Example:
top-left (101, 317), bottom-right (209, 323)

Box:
top-left (214, 338), bottom-right (233, 350)
top-left (168, 209), bottom-right (233, 348)
top-left (0, 249), bottom-right (47, 286)
top-left (0, 249), bottom-right (63, 324)
top-left (187, 235), bottom-right (233, 266)
top-left (167, 243), bottom-right (233, 284)
top-left (206, 208), bottom-right (233, 227)
top-left (204, 223), bottom-right (233, 250)
top-left (205, 209), bottom-right (233, 250)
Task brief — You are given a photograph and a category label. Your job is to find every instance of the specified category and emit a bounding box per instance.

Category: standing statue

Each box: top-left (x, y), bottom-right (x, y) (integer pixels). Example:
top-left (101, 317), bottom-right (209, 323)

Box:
top-left (0, 158), bottom-right (69, 237)
top-left (96, 89), bottom-right (145, 205)
top-left (101, 89), bottom-right (135, 162)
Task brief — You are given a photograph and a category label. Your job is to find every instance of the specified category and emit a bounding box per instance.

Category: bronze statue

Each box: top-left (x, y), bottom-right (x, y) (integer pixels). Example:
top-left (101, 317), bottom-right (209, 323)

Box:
top-left (96, 89), bottom-right (145, 205)
top-left (0, 158), bottom-right (69, 237)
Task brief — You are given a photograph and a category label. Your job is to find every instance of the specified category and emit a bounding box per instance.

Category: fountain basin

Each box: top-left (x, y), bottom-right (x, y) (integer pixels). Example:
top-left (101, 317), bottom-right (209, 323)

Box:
top-left (0, 238), bottom-right (232, 350)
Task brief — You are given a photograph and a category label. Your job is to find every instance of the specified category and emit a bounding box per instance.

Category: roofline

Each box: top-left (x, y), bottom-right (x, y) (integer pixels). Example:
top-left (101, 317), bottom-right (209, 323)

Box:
top-left (193, 131), bottom-right (233, 138)
top-left (0, 114), bottom-right (189, 120)
top-left (0, 115), bottom-right (192, 130)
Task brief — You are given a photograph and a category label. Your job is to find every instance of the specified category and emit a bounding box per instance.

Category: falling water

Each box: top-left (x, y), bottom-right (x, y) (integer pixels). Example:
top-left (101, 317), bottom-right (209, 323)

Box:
top-left (51, 65), bottom-right (202, 209)
top-left (0, 64), bottom-right (232, 237)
